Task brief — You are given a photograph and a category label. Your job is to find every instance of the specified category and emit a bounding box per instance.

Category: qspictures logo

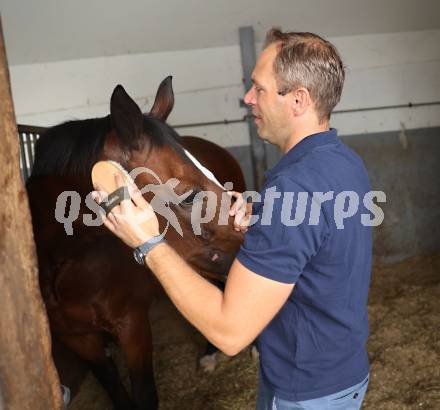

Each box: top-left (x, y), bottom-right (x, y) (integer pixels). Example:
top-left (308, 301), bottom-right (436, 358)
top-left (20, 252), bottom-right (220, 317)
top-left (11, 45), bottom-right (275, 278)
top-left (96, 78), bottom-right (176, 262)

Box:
top-left (54, 166), bottom-right (386, 236)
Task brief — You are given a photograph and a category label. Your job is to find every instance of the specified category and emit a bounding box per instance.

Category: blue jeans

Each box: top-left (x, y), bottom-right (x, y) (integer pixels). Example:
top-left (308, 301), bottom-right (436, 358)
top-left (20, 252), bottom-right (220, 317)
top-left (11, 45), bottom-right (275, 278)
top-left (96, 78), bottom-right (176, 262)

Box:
top-left (256, 374), bottom-right (369, 410)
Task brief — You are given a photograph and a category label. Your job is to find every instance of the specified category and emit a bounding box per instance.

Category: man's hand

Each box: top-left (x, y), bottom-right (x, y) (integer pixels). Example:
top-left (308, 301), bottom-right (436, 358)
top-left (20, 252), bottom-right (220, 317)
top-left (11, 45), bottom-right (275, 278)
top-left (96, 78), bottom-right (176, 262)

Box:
top-left (228, 191), bottom-right (253, 233)
top-left (92, 174), bottom-right (160, 248)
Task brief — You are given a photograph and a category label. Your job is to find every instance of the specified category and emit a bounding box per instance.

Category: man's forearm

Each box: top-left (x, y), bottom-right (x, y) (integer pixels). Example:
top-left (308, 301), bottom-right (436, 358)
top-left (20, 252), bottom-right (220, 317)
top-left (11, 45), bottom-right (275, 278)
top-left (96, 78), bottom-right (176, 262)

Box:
top-left (145, 243), bottom-right (239, 355)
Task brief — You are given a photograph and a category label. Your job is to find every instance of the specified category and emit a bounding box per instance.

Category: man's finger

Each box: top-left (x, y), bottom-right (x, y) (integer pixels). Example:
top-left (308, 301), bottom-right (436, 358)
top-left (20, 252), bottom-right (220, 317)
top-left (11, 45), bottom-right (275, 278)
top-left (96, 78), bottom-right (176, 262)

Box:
top-left (114, 173), bottom-right (126, 188)
top-left (246, 202), bottom-right (253, 215)
top-left (111, 174), bottom-right (132, 214)
top-left (93, 182), bottom-right (108, 195)
top-left (241, 214), bottom-right (251, 233)
top-left (107, 211), bottom-right (118, 227)
top-left (227, 191), bottom-right (241, 199)
top-left (234, 207), bottom-right (246, 230)
top-left (229, 194), bottom-right (245, 216)
top-left (128, 182), bottom-right (149, 209)
top-left (91, 190), bottom-right (106, 204)
top-left (101, 212), bottom-right (116, 232)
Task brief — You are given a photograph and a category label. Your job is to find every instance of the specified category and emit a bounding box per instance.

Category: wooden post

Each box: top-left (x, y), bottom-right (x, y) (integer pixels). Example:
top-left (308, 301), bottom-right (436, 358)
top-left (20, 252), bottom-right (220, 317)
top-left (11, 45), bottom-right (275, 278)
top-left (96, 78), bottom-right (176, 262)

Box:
top-left (0, 16), bottom-right (62, 410)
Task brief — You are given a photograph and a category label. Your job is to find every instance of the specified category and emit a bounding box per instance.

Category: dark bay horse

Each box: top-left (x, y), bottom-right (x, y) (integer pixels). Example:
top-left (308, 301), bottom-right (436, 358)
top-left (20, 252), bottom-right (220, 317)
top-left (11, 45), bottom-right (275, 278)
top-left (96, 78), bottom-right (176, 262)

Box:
top-left (26, 77), bottom-right (243, 409)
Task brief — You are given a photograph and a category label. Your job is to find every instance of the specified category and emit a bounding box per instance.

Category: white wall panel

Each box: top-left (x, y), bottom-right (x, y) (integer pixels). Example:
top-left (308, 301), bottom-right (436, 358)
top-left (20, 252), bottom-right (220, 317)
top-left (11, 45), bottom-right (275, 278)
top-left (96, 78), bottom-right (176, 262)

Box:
top-left (333, 30), bottom-right (440, 70)
top-left (11, 45), bottom-right (242, 117)
top-left (177, 122), bottom-right (250, 147)
top-left (332, 105), bottom-right (440, 137)
top-left (10, 29), bottom-right (440, 147)
top-left (339, 60), bottom-right (440, 110)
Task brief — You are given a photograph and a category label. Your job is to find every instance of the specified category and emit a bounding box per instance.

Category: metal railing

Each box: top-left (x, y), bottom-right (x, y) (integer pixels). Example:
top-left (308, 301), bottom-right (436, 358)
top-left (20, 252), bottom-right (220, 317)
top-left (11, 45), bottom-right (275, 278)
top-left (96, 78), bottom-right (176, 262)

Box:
top-left (17, 100), bottom-right (440, 181)
top-left (17, 124), bottom-right (46, 181)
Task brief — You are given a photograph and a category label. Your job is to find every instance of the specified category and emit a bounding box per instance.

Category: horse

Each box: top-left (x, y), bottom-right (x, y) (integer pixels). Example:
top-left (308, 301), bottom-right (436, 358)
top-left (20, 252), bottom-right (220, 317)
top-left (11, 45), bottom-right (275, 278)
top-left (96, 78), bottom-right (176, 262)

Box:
top-left (26, 76), bottom-right (244, 409)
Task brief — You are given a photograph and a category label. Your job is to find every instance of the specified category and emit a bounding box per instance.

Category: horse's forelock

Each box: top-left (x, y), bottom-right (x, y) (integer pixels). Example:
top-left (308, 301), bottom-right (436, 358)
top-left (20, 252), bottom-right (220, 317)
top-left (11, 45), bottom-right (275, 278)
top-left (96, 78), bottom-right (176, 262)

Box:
top-left (31, 117), bottom-right (111, 178)
top-left (30, 114), bottom-right (189, 179)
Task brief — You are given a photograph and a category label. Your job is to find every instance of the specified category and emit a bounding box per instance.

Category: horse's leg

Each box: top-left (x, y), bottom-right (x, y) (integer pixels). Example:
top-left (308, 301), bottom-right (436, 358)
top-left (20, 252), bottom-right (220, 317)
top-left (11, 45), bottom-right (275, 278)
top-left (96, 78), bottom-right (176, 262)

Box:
top-left (118, 313), bottom-right (158, 410)
top-left (199, 342), bottom-right (220, 372)
top-left (198, 280), bottom-right (258, 371)
top-left (60, 333), bottom-right (133, 409)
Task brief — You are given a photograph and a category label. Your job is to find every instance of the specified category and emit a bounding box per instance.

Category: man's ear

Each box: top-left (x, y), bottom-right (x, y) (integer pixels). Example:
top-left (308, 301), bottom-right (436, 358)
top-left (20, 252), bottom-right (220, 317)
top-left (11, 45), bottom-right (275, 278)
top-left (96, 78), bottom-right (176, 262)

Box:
top-left (110, 85), bottom-right (143, 147)
top-left (149, 76), bottom-right (174, 122)
top-left (291, 87), bottom-right (311, 116)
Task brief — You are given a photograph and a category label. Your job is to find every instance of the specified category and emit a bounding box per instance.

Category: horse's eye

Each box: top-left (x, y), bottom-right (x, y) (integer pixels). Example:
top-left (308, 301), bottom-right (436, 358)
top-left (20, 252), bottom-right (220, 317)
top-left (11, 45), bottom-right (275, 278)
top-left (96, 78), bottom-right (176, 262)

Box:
top-left (181, 191), bottom-right (198, 206)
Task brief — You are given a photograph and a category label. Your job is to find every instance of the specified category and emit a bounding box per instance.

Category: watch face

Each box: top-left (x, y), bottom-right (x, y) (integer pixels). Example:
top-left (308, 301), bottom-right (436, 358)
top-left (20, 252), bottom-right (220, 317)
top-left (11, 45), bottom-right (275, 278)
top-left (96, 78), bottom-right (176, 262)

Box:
top-left (133, 248), bottom-right (144, 265)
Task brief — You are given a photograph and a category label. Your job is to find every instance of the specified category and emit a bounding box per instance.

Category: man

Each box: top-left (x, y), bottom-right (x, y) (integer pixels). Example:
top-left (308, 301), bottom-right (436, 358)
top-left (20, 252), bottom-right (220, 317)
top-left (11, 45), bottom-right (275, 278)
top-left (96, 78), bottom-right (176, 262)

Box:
top-left (95, 29), bottom-right (372, 410)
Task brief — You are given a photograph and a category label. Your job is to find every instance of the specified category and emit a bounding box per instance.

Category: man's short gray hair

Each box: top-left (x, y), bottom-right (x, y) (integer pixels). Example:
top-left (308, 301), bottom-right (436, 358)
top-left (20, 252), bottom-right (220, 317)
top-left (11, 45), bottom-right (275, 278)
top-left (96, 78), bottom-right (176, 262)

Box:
top-left (265, 28), bottom-right (345, 123)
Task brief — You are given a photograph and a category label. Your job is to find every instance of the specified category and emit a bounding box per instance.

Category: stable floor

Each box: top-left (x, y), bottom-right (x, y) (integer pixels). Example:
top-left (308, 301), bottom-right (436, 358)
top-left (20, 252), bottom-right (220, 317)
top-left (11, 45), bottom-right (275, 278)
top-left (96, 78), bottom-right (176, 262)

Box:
top-left (69, 253), bottom-right (440, 410)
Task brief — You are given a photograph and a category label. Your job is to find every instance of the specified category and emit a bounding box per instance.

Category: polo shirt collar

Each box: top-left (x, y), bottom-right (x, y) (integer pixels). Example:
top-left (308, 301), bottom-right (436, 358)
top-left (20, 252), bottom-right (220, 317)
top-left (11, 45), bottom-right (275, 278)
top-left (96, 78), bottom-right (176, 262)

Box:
top-left (265, 128), bottom-right (338, 179)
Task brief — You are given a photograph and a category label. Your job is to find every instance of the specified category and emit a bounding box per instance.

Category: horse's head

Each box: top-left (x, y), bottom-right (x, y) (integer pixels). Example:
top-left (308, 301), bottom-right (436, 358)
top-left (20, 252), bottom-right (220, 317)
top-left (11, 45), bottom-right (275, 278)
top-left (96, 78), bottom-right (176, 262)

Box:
top-left (100, 77), bottom-right (243, 279)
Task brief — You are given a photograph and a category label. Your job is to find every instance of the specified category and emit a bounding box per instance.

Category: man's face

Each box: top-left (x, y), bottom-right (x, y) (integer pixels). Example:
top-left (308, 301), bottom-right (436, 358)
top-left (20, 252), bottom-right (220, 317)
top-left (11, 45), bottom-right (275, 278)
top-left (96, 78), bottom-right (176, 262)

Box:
top-left (243, 43), bottom-right (294, 146)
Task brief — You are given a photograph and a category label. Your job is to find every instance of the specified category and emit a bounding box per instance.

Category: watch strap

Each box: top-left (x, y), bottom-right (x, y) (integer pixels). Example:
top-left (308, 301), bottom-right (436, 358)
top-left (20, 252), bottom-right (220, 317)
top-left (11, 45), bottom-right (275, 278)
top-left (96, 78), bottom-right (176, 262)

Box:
top-left (134, 235), bottom-right (166, 265)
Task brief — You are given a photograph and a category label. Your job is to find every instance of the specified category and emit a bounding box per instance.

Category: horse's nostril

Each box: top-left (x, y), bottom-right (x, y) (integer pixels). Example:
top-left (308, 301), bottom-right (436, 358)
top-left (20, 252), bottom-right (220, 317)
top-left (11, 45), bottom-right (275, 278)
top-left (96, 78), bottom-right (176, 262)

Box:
top-left (201, 227), bottom-right (213, 241)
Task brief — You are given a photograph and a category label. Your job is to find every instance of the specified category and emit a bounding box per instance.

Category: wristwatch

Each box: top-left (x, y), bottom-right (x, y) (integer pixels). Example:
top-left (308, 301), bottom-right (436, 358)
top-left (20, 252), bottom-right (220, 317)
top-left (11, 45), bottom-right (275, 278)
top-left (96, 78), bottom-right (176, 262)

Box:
top-left (133, 235), bottom-right (166, 265)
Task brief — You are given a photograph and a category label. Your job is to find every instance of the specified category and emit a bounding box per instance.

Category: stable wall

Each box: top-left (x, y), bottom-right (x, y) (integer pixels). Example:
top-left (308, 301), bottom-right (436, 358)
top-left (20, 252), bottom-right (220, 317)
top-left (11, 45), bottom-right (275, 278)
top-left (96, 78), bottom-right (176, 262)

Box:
top-left (343, 127), bottom-right (440, 264)
top-left (8, 29), bottom-right (440, 263)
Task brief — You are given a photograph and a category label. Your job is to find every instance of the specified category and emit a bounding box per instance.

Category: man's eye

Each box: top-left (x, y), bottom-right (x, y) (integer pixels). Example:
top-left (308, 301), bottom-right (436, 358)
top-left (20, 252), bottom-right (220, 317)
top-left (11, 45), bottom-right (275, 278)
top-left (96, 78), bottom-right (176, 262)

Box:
top-left (181, 191), bottom-right (198, 206)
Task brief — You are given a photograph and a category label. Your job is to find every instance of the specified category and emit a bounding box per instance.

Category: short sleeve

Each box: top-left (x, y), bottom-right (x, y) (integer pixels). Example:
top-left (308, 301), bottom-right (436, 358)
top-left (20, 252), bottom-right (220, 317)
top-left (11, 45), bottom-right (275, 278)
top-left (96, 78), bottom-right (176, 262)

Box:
top-left (237, 175), bottom-right (328, 284)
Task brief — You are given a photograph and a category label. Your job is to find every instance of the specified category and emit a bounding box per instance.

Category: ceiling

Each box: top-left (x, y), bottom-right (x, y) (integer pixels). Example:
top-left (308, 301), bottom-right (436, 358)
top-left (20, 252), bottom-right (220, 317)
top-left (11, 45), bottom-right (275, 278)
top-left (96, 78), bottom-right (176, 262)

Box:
top-left (1, 0), bottom-right (439, 65)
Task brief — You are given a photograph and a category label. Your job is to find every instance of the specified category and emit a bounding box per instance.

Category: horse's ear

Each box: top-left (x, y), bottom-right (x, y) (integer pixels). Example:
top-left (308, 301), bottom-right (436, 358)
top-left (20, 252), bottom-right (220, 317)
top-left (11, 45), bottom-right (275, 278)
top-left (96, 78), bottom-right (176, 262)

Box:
top-left (149, 76), bottom-right (174, 122)
top-left (110, 85), bottom-right (143, 146)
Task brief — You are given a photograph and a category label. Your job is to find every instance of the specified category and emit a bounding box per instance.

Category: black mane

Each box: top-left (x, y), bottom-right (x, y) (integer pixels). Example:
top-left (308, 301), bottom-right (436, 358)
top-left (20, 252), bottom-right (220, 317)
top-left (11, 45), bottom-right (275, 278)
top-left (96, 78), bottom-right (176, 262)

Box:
top-left (30, 114), bottom-right (185, 178)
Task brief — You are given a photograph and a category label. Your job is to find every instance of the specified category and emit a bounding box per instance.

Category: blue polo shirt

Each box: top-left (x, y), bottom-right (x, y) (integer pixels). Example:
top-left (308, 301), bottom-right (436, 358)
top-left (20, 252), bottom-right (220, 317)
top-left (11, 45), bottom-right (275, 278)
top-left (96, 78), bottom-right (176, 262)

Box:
top-left (237, 129), bottom-right (372, 401)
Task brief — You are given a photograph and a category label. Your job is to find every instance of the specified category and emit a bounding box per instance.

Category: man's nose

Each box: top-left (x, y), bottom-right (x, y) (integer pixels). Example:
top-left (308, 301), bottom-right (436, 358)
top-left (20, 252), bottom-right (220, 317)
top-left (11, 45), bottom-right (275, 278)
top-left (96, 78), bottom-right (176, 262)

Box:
top-left (243, 87), bottom-right (255, 106)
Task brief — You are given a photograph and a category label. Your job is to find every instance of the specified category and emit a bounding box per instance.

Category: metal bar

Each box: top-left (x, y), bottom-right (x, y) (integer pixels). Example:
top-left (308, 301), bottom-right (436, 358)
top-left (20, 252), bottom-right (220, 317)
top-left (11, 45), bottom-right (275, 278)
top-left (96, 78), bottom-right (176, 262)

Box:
top-left (25, 133), bottom-right (35, 171)
top-left (30, 133), bottom-right (38, 160)
top-left (18, 133), bottom-right (29, 181)
top-left (174, 100), bottom-right (440, 130)
top-left (173, 117), bottom-right (247, 129)
top-left (333, 101), bottom-right (440, 115)
top-left (23, 134), bottom-right (32, 178)
top-left (13, 97), bottom-right (440, 184)
top-left (17, 129), bottom-right (42, 181)
top-left (15, 100), bottom-right (440, 136)
top-left (239, 26), bottom-right (267, 190)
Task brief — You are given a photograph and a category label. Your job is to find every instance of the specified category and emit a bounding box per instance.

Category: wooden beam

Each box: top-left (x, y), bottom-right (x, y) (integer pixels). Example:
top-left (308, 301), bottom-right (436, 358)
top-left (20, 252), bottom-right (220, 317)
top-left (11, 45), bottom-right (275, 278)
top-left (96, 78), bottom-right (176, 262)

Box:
top-left (0, 16), bottom-right (62, 410)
